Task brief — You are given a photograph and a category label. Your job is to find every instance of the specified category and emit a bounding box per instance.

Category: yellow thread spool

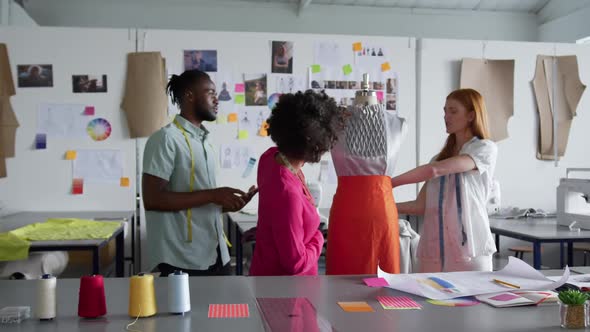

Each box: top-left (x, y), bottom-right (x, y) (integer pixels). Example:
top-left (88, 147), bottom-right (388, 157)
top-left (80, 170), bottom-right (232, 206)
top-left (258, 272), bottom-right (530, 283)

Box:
top-left (128, 273), bottom-right (157, 317)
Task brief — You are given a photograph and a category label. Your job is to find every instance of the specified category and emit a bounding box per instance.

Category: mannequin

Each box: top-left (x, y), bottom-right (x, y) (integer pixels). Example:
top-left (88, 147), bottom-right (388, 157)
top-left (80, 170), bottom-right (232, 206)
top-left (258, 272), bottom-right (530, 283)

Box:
top-left (326, 74), bottom-right (407, 275)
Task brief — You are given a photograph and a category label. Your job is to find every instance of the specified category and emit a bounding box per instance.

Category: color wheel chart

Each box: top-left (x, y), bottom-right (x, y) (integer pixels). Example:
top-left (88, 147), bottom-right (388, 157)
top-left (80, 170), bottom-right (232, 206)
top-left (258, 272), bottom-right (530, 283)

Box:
top-left (87, 118), bottom-right (112, 141)
top-left (268, 93), bottom-right (281, 110)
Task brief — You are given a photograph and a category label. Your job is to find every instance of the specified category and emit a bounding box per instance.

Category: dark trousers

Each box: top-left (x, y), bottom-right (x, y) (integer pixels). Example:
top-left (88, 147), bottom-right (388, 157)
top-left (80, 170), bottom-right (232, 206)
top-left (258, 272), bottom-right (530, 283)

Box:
top-left (156, 246), bottom-right (231, 276)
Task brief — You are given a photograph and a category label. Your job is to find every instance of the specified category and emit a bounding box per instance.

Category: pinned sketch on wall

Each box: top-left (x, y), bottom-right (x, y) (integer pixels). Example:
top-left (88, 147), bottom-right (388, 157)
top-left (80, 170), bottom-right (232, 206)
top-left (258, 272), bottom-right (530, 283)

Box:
top-left (17, 64), bottom-right (53, 87)
top-left (354, 44), bottom-right (386, 67)
top-left (72, 149), bottom-right (124, 184)
top-left (72, 75), bottom-right (108, 93)
top-left (38, 103), bottom-right (89, 138)
top-left (244, 74), bottom-right (267, 106)
top-left (532, 55), bottom-right (586, 161)
top-left (460, 58), bottom-right (515, 142)
top-left (215, 72), bottom-right (233, 102)
top-left (183, 50), bottom-right (217, 72)
top-left (238, 109), bottom-right (267, 138)
top-left (274, 75), bottom-right (306, 94)
top-left (271, 41), bottom-right (293, 74)
top-left (220, 144), bottom-right (254, 169)
top-left (314, 41), bottom-right (345, 67)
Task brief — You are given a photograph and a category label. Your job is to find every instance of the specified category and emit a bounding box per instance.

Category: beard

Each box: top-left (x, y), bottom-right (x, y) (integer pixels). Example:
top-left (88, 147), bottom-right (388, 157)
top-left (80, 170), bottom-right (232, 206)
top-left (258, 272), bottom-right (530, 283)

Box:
top-left (194, 106), bottom-right (217, 122)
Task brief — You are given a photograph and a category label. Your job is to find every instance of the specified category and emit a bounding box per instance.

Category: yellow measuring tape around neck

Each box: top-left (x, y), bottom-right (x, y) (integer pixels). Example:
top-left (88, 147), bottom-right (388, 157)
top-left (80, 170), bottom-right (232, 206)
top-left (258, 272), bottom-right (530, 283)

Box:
top-left (173, 119), bottom-right (232, 248)
top-left (174, 119), bottom-right (195, 243)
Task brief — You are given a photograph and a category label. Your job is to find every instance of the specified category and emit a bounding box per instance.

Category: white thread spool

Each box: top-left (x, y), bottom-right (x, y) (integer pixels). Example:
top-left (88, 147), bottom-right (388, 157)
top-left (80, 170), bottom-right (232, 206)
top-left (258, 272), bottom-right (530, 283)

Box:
top-left (36, 274), bottom-right (57, 320)
top-left (167, 270), bottom-right (190, 314)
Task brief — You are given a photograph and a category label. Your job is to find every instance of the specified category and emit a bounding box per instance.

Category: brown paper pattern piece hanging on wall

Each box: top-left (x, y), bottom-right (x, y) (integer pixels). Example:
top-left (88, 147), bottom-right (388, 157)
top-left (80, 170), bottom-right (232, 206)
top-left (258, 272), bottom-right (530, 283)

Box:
top-left (460, 58), bottom-right (515, 142)
top-left (121, 52), bottom-right (169, 138)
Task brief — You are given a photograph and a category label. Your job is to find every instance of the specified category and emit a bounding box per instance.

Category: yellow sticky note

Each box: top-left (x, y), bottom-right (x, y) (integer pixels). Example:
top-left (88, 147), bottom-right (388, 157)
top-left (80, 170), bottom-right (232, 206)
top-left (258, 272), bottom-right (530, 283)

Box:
top-left (228, 113), bottom-right (238, 123)
top-left (235, 95), bottom-right (245, 104)
top-left (353, 42), bottom-right (363, 52)
top-left (65, 150), bottom-right (77, 160)
top-left (217, 114), bottom-right (228, 124)
top-left (338, 301), bottom-right (374, 312)
top-left (311, 64), bottom-right (321, 73)
top-left (381, 62), bottom-right (391, 72)
top-left (238, 130), bottom-right (249, 140)
top-left (120, 177), bottom-right (130, 187)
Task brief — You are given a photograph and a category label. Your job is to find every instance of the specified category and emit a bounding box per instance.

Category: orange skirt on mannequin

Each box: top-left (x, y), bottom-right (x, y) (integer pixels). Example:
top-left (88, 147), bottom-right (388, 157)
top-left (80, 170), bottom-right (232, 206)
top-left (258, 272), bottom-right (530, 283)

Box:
top-left (326, 175), bottom-right (400, 275)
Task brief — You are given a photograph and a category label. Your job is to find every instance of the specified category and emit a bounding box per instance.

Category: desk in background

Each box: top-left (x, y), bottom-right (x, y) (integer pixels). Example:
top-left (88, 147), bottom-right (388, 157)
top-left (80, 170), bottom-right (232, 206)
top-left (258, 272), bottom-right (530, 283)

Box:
top-left (0, 211), bottom-right (134, 277)
top-left (490, 217), bottom-right (590, 270)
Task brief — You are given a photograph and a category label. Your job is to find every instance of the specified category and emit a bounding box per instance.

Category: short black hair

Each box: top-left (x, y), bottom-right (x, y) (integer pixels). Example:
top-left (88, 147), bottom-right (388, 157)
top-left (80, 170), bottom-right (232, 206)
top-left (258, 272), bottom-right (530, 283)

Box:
top-left (166, 69), bottom-right (211, 106)
top-left (268, 90), bottom-right (344, 163)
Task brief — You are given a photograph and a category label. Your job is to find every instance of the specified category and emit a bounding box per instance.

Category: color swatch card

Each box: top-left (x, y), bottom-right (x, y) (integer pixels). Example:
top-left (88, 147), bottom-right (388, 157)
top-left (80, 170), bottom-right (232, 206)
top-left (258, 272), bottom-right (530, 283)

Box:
top-left (377, 296), bottom-right (421, 310)
top-left (337, 301), bottom-right (374, 312)
top-left (363, 277), bottom-right (389, 288)
top-left (208, 304), bottom-right (249, 318)
top-left (426, 297), bottom-right (480, 307)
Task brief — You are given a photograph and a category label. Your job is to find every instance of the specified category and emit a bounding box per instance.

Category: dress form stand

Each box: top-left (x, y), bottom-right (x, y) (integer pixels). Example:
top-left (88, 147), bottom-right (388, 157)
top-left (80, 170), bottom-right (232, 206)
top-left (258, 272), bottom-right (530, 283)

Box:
top-left (354, 73), bottom-right (379, 106)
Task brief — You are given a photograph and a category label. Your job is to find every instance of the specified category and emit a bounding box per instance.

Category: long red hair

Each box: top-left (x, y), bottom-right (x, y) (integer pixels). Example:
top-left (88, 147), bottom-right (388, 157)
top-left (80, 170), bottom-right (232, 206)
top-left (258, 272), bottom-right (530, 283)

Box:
top-left (436, 89), bottom-right (490, 161)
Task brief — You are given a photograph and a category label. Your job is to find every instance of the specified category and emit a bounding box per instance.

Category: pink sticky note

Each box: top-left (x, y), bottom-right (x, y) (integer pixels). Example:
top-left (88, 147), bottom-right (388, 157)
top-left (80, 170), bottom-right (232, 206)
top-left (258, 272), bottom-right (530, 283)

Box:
top-left (377, 296), bottom-right (421, 309)
top-left (363, 277), bottom-right (389, 287)
top-left (235, 84), bottom-right (245, 93)
top-left (208, 304), bottom-right (249, 318)
top-left (490, 293), bottom-right (520, 301)
top-left (376, 91), bottom-right (384, 102)
top-left (84, 106), bottom-right (95, 115)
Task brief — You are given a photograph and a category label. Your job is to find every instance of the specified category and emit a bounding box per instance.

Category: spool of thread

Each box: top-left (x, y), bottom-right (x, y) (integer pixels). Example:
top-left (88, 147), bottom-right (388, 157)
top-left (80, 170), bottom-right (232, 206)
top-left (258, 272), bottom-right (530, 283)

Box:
top-left (128, 273), bottom-right (157, 317)
top-left (167, 270), bottom-right (191, 314)
top-left (36, 274), bottom-right (57, 320)
top-left (78, 275), bottom-right (107, 318)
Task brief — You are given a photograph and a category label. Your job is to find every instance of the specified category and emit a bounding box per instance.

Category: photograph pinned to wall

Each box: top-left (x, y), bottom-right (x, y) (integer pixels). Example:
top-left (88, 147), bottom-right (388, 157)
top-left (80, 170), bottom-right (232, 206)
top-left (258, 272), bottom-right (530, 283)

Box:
top-left (386, 94), bottom-right (397, 111)
top-left (72, 75), bottom-right (107, 93)
top-left (354, 44), bottom-right (386, 67)
top-left (271, 41), bottom-right (293, 74)
top-left (386, 73), bottom-right (398, 95)
top-left (220, 144), bottom-right (254, 169)
top-left (274, 75), bottom-right (306, 94)
top-left (17, 64), bottom-right (53, 87)
top-left (183, 50), bottom-right (217, 72)
top-left (244, 74), bottom-right (267, 106)
top-left (86, 118), bottom-right (112, 141)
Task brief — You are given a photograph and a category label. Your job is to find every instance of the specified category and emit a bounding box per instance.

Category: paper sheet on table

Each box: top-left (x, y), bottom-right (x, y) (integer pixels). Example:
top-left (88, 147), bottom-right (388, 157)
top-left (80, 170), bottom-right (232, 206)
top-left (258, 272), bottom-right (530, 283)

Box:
top-left (72, 149), bottom-right (123, 184)
top-left (378, 257), bottom-right (569, 300)
top-left (38, 103), bottom-right (88, 138)
top-left (548, 274), bottom-right (590, 288)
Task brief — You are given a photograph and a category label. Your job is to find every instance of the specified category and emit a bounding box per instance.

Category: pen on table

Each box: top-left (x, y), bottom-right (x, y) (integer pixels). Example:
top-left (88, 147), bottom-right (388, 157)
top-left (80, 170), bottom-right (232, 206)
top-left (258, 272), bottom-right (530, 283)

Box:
top-left (493, 279), bottom-right (520, 289)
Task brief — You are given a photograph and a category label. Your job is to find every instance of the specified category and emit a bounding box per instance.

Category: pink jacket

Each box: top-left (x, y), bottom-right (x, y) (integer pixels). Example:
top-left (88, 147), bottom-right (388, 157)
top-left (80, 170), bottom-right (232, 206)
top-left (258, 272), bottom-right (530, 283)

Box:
top-left (249, 147), bottom-right (324, 276)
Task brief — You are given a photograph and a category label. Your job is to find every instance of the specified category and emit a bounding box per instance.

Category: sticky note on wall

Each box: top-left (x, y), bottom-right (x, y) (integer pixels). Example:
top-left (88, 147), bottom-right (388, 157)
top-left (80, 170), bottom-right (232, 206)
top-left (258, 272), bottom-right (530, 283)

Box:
top-left (376, 91), bottom-right (384, 102)
top-left (235, 95), bottom-right (245, 104)
top-left (72, 178), bottom-right (84, 195)
top-left (228, 113), bottom-right (238, 123)
top-left (353, 42), bottom-right (363, 52)
top-left (120, 177), bottom-right (130, 187)
top-left (343, 64), bottom-right (353, 75)
top-left (311, 65), bottom-right (321, 73)
top-left (83, 106), bottom-right (95, 116)
top-left (235, 84), bottom-right (245, 93)
top-left (381, 62), bottom-right (391, 72)
top-left (35, 134), bottom-right (46, 150)
top-left (238, 130), bottom-right (249, 140)
top-left (65, 150), bottom-right (77, 160)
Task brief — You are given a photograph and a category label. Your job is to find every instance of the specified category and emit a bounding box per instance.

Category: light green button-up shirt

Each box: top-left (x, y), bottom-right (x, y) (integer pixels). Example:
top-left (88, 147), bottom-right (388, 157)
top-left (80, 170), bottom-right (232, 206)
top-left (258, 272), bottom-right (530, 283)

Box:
top-left (143, 115), bottom-right (229, 271)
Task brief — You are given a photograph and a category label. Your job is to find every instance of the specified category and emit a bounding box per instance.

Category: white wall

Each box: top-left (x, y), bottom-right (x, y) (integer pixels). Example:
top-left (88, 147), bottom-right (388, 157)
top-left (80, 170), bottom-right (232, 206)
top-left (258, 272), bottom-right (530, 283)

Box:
top-left (0, 26), bottom-right (137, 211)
top-left (21, 0), bottom-right (540, 42)
top-left (539, 6), bottom-right (590, 43)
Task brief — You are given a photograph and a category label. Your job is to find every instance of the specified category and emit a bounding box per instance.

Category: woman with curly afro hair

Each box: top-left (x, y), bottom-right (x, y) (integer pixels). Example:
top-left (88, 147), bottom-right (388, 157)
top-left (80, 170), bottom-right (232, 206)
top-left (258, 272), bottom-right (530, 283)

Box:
top-left (249, 90), bottom-right (345, 276)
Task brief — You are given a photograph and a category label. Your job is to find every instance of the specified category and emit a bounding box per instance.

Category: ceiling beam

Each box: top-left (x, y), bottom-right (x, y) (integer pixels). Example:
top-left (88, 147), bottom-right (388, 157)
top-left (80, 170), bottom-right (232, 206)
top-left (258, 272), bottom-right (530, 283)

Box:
top-left (298, 0), bottom-right (312, 16)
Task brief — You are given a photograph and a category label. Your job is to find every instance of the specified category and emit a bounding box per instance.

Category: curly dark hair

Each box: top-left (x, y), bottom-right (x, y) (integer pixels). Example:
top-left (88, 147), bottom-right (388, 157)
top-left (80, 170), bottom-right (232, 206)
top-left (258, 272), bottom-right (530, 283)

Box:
top-left (268, 90), bottom-right (345, 163)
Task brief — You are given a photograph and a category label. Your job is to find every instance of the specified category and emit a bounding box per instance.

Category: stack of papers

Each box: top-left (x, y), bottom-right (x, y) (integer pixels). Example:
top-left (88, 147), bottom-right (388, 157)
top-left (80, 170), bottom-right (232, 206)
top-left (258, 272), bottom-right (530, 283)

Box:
top-left (476, 291), bottom-right (558, 307)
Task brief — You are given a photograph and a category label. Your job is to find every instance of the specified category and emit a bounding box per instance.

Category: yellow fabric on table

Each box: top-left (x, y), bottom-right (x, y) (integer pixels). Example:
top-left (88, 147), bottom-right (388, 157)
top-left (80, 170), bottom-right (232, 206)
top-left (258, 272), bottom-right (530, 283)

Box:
top-left (0, 232), bottom-right (30, 261)
top-left (9, 218), bottom-right (122, 241)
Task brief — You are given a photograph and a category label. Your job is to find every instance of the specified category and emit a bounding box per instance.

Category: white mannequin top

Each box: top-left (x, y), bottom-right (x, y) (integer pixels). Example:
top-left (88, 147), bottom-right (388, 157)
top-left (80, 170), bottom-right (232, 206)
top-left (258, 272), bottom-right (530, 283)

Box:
top-left (331, 103), bottom-right (407, 177)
